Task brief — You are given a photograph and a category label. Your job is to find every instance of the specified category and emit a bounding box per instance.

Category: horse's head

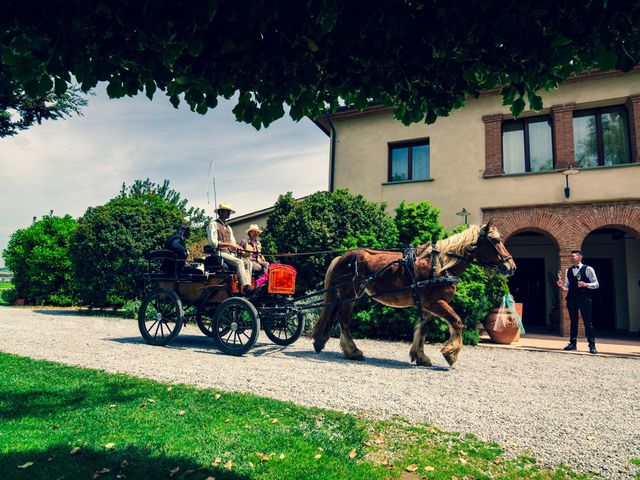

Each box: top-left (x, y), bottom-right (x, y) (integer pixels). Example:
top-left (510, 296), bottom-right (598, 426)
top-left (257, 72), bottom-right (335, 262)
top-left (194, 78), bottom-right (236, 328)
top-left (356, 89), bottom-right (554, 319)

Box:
top-left (473, 220), bottom-right (517, 276)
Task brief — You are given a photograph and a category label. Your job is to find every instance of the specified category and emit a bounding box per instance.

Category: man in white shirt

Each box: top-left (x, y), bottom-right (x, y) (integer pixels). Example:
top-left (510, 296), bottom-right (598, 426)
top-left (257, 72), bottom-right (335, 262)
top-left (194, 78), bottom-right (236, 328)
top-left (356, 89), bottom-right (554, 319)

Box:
top-left (556, 250), bottom-right (599, 354)
top-left (206, 202), bottom-right (254, 295)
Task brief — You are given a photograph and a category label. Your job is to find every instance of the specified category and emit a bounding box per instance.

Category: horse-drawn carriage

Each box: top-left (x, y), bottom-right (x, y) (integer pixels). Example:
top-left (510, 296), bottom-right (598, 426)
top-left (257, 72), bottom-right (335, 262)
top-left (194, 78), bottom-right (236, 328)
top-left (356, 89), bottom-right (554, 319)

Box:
top-left (139, 221), bottom-right (516, 367)
top-left (138, 246), bottom-right (304, 355)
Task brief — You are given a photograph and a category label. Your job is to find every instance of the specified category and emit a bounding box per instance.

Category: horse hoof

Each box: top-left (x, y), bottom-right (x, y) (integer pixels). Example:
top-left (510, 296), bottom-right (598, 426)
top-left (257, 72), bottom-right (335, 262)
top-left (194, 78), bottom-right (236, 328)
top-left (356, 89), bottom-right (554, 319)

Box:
top-left (345, 351), bottom-right (365, 361)
top-left (443, 351), bottom-right (458, 366)
top-left (313, 341), bottom-right (324, 353)
top-left (416, 357), bottom-right (433, 367)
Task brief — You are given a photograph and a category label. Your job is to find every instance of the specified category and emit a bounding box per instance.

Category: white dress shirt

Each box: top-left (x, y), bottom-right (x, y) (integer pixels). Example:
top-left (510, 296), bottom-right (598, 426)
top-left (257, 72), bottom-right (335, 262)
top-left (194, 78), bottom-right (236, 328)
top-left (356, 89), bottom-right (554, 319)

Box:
top-left (563, 263), bottom-right (599, 290)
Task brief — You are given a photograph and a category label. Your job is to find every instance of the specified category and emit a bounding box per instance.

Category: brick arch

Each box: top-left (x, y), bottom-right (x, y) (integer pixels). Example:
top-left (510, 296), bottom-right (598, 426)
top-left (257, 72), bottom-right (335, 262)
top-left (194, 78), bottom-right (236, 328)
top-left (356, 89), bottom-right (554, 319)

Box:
top-left (487, 210), bottom-right (564, 248)
top-left (485, 200), bottom-right (640, 253)
top-left (572, 205), bottom-right (640, 248)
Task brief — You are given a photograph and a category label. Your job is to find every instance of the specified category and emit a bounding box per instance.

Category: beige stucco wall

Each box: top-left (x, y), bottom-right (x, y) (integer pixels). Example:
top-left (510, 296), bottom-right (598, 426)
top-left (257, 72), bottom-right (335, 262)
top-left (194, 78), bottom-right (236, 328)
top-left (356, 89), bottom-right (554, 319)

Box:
top-left (332, 71), bottom-right (640, 230)
top-left (228, 212), bottom-right (270, 244)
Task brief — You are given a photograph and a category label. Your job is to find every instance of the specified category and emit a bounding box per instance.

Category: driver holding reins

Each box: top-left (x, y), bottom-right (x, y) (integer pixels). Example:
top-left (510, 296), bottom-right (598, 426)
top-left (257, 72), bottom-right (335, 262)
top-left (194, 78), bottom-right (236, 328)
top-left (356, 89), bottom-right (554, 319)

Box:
top-left (206, 202), bottom-right (254, 295)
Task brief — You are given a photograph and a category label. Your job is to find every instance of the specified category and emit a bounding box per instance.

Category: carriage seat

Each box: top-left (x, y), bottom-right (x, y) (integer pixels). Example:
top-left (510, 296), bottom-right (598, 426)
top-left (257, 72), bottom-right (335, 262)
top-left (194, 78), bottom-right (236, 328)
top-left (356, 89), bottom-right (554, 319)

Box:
top-left (202, 245), bottom-right (228, 272)
top-left (143, 249), bottom-right (208, 281)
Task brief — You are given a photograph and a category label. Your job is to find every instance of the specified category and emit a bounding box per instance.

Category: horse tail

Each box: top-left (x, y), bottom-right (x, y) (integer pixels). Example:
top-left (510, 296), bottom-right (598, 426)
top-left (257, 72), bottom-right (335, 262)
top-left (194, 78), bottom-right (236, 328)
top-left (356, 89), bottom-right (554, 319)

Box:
top-left (311, 255), bottom-right (343, 353)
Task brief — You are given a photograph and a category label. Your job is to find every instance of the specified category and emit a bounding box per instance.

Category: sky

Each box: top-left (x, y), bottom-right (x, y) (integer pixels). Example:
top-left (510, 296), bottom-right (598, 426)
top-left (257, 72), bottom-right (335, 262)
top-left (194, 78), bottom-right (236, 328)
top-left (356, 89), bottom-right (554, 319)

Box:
top-left (0, 88), bottom-right (330, 267)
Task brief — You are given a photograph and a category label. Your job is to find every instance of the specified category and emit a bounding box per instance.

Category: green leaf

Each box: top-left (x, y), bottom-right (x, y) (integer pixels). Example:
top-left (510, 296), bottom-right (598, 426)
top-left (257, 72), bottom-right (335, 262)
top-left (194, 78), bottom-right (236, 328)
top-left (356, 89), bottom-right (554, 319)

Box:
top-left (500, 85), bottom-right (517, 104)
top-left (196, 101), bottom-right (208, 114)
top-left (53, 77), bottom-right (68, 96)
top-left (145, 80), bottom-right (157, 100)
top-left (37, 74), bottom-right (53, 95)
top-left (510, 97), bottom-right (526, 118)
top-left (527, 92), bottom-right (543, 111)
top-left (9, 35), bottom-right (31, 54)
top-left (205, 94), bottom-right (218, 108)
top-left (1, 47), bottom-right (19, 65)
top-left (319, 11), bottom-right (337, 33)
top-left (550, 33), bottom-right (571, 47)
top-left (188, 37), bottom-right (203, 57)
top-left (594, 45), bottom-right (617, 71)
top-left (169, 94), bottom-right (180, 108)
top-left (106, 78), bottom-right (125, 98)
top-left (13, 63), bottom-right (37, 82)
top-left (306, 37), bottom-right (319, 52)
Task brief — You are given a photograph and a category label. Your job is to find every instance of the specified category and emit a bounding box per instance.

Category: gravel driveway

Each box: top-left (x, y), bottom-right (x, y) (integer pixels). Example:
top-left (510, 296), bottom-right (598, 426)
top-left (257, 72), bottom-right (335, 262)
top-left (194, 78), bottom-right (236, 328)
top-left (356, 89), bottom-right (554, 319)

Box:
top-left (1, 306), bottom-right (638, 478)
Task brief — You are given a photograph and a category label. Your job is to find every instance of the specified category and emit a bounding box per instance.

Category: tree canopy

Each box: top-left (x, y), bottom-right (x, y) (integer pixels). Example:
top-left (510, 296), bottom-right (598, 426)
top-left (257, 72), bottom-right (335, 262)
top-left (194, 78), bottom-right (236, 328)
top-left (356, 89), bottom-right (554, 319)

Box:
top-left (0, 68), bottom-right (87, 137)
top-left (262, 190), bottom-right (398, 291)
top-left (3, 1), bottom-right (639, 130)
top-left (69, 179), bottom-right (208, 307)
top-left (2, 213), bottom-right (78, 305)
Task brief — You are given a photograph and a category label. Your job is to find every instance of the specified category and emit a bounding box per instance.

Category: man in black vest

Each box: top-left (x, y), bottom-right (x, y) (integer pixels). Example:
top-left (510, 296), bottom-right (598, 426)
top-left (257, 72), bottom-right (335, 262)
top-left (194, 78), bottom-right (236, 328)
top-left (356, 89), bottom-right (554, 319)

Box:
top-left (556, 250), bottom-right (599, 354)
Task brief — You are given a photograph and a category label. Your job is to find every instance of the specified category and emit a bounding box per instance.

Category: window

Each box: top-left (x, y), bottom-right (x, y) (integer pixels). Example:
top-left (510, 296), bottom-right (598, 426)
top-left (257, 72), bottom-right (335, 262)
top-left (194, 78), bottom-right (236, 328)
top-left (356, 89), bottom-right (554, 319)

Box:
top-left (573, 106), bottom-right (630, 168)
top-left (502, 116), bottom-right (554, 174)
top-left (388, 140), bottom-right (430, 182)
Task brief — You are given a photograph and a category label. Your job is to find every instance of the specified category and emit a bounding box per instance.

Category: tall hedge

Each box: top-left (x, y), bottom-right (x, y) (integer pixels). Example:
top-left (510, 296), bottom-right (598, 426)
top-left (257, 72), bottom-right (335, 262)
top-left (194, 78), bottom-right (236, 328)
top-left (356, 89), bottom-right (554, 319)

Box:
top-left (69, 179), bottom-right (208, 307)
top-left (262, 190), bottom-right (399, 292)
top-left (2, 213), bottom-right (77, 305)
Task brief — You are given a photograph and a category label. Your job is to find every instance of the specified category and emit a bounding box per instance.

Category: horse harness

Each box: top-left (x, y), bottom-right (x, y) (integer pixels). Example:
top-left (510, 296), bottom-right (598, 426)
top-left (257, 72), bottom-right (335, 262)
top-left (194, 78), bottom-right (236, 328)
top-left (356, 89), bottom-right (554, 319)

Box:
top-left (349, 247), bottom-right (459, 323)
top-left (398, 246), bottom-right (460, 324)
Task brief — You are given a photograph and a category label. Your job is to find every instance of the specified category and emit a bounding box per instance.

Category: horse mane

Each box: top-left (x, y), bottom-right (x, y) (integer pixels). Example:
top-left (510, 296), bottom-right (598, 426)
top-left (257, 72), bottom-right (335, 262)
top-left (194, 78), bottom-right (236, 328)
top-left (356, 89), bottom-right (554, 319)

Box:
top-left (416, 225), bottom-right (498, 275)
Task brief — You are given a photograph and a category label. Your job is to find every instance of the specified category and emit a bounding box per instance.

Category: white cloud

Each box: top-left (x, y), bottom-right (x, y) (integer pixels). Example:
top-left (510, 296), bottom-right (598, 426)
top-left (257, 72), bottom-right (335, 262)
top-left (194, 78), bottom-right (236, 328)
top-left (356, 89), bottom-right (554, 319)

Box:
top-left (0, 88), bottom-right (329, 266)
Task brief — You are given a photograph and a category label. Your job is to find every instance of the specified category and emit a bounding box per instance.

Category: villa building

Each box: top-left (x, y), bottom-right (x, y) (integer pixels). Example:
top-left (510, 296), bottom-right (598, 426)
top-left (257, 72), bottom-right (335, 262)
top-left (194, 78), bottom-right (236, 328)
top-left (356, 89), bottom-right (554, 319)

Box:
top-left (315, 69), bottom-right (640, 338)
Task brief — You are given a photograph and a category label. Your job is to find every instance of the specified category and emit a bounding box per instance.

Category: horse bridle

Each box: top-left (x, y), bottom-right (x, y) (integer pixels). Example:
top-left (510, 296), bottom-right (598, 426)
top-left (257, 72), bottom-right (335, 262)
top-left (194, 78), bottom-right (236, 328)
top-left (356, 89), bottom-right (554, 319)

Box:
top-left (442, 229), bottom-right (512, 270)
top-left (474, 229), bottom-right (513, 269)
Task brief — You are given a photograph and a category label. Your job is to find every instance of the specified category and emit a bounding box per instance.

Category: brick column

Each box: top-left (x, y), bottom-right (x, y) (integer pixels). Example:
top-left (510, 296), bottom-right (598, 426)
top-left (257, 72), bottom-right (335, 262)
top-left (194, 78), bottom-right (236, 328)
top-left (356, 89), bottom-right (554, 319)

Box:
top-left (626, 94), bottom-right (640, 163)
top-left (482, 113), bottom-right (504, 177)
top-left (550, 103), bottom-right (576, 170)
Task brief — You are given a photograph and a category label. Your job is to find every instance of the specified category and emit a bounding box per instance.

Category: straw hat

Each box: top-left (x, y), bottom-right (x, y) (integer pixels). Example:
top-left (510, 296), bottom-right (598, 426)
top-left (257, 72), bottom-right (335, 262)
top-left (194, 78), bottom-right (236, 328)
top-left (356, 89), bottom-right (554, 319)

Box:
top-left (214, 202), bottom-right (236, 214)
top-left (246, 224), bottom-right (263, 234)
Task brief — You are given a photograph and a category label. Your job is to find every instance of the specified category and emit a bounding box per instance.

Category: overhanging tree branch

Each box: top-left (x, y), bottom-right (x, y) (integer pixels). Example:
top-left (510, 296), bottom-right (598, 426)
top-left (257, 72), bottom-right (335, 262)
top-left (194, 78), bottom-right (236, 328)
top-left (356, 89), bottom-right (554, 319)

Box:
top-left (2, 0), bottom-right (639, 130)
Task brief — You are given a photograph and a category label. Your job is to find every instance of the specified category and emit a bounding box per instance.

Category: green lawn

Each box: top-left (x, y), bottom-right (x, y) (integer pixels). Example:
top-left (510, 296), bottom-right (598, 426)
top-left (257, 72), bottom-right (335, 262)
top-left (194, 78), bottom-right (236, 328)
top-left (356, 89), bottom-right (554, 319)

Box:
top-left (0, 353), bottom-right (592, 480)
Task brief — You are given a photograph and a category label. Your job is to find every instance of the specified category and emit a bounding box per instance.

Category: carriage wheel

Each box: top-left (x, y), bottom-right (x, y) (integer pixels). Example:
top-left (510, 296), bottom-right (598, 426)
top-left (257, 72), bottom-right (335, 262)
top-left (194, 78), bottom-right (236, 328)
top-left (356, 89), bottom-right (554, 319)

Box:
top-left (212, 297), bottom-right (260, 356)
top-left (195, 304), bottom-right (217, 338)
top-left (138, 288), bottom-right (184, 346)
top-left (263, 309), bottom-right (305, 346)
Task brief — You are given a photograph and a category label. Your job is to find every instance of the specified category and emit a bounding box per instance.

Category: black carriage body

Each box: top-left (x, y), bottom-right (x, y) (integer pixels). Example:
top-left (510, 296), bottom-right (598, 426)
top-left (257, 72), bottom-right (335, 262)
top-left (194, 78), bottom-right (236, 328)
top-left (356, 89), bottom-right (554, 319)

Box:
top-left (137, 249), bottom-right (303, 354)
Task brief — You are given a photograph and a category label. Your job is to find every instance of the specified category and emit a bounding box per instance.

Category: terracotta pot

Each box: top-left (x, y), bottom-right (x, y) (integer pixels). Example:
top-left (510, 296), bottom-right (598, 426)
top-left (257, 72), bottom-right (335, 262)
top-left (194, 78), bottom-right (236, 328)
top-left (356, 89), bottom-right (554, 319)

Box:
top-left (484, 307), bottom-right (520, 344)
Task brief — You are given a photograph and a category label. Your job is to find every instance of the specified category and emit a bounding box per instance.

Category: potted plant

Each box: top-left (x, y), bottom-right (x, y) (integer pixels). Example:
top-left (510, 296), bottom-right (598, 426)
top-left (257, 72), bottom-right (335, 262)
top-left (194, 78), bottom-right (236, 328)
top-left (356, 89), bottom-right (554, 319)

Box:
top-left (483, 272), bottom-right (522, 344)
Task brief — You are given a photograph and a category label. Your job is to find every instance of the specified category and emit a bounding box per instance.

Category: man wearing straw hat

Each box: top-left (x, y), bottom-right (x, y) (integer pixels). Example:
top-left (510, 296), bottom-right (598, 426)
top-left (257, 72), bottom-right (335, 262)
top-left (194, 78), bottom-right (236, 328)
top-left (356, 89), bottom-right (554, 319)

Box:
top-left (239, 224), bottom-right (269, 274)
top-left (206, 202), bottom-right (254, 295)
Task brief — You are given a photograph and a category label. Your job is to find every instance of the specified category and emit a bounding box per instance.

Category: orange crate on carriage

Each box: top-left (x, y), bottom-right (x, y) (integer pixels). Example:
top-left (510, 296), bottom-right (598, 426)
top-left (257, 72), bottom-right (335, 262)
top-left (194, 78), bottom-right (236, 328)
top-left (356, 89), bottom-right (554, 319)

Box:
top-left (267, 264), bottom-right (297, 294)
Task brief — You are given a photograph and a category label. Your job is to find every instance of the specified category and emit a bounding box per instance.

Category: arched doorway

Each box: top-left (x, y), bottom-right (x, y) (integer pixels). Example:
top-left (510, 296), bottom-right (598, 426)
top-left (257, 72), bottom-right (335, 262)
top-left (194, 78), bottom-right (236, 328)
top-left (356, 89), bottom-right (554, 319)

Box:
top-left (582, 227), bottom-right (640, 335)
top-left (505, 231), bottom-right (560, 332)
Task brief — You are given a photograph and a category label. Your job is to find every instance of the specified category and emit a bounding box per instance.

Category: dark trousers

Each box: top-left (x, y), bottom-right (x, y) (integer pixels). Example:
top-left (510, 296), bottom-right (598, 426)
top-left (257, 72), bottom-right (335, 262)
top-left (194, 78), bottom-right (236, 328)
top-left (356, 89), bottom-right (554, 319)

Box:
top-left (566, 295), bottom-right (596, 345)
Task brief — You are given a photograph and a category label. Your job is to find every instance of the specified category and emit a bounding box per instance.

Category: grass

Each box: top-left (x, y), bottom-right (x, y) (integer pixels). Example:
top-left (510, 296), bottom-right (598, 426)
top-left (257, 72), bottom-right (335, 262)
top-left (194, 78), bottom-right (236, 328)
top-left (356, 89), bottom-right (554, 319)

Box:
top-left (0, 353), bottom-right (597, 480)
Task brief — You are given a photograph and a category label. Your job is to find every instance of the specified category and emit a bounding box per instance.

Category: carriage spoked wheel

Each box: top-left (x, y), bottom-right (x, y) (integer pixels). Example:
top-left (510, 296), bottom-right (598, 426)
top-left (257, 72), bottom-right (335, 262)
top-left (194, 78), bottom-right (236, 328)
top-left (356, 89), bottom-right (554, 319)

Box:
top-left (211, 297), bottom-right (260, 356)
top-left (138, 288), bottom-right (184, 346)
top-left (195, 303), bottom-right (217, 338)
top-left (262, 308), bottom-right (305, 346)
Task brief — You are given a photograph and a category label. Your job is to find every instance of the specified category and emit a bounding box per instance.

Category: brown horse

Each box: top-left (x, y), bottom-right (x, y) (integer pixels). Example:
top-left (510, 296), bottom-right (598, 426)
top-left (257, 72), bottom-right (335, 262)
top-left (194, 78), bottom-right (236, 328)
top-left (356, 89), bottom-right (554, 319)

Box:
top-left (311, 221), bottom-right (516, 367)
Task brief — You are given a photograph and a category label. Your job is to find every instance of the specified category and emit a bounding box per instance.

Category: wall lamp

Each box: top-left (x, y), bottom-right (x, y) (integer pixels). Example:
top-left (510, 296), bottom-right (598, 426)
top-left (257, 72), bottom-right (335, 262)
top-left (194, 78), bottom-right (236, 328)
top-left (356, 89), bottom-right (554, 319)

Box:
top-left (456, 207), bottom-right (470, 225)
top-left (562, 168), bottom-right (580, 198)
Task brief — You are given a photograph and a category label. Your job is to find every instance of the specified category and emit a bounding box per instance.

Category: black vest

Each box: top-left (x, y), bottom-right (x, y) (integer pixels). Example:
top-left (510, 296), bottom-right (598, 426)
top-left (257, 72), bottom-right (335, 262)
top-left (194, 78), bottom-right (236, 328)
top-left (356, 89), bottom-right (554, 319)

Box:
top-left (567, 265), bottom-right (590, 298)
